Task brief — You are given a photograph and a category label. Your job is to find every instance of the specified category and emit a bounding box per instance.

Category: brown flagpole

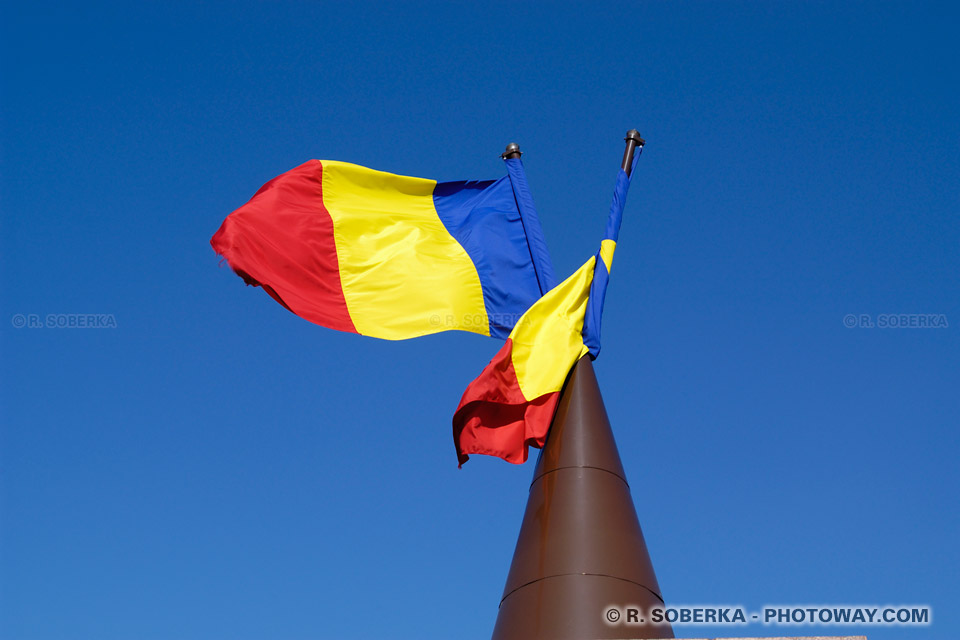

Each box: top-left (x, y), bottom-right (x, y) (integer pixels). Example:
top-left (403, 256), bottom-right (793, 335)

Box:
top-left (491, 132), bottom-right (672, 640)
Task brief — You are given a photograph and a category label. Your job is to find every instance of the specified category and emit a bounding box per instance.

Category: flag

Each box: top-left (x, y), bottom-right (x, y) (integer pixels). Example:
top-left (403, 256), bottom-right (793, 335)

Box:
top-left (211, 159), bottom-right (554, 340)
top-left (452, 157), bottom-right (638, 465)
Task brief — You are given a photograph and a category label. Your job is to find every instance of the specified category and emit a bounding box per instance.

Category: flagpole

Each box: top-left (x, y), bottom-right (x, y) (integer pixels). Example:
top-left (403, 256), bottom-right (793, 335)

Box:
top-left (491, 131), bottom-right (671, 640)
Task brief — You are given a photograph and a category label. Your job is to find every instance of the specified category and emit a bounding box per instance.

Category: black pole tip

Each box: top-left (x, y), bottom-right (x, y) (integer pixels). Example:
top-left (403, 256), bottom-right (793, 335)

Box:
top-left (621, 130), bottom-right (644, 174)
top-left (501, 142), bottom-right (522, 159)
top-left (625, 129), bottom-right (645, 147)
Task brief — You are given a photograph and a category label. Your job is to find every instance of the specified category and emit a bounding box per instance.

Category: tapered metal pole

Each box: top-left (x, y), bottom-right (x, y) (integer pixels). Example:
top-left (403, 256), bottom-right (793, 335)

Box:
top-left (491, 132), bottom-right (670, 640)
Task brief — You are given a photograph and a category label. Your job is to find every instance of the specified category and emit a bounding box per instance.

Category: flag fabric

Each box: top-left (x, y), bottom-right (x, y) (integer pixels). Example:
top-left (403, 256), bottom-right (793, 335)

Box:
top-left (452, 155), bottom-right (638, 465)
top-left (211, 159), bottom-right (553, 340)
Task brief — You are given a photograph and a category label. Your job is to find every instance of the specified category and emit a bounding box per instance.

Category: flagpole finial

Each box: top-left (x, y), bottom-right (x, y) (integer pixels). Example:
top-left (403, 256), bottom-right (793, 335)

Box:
top-left (621, 130), bottom-right (645, 175)
top-left (501, 143), bottom-right (522, 160)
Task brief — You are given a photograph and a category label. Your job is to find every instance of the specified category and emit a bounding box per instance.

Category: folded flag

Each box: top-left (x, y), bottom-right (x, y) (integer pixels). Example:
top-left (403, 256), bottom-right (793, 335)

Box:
top-left (452, 158), bottom-right (638, 465)
top-left (211, 159), bottom-right (554, 340)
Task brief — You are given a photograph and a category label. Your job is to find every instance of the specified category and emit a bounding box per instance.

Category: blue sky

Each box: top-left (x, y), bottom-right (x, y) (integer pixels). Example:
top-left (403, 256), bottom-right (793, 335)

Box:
top-left (2, 2), bottom-right (958, 639)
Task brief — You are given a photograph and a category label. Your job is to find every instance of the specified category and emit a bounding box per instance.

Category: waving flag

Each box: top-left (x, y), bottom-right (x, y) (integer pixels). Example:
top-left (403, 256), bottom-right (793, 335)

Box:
top-left (452, 157), bottom-right (638, 465)
top-left (211, 159), bottom-right (553, 340)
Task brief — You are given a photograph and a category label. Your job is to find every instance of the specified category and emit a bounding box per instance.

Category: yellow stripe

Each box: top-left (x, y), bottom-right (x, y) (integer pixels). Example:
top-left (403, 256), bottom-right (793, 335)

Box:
top-left (321, 161), bottom-right (488, 339)
top-left (599, 239), bottom-right (616, 273)
top-left (509, 256), bottom-right (595, 399)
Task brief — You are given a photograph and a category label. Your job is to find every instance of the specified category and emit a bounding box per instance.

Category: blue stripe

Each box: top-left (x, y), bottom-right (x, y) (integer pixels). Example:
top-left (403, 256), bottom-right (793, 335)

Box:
top-left (582, 256), bottom-right (609, 356)
top-left (504, 158), bottom-right (556, 292)
top-left (582, 154), bottom-right (641, 357)
top-left (604, 167), bottom-right (631, 242)
top-left (433, 177), bottom-right (544, 339)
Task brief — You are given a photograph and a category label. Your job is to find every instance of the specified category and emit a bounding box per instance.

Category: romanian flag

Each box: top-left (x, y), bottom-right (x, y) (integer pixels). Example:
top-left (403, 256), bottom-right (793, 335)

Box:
top-left (453, 158), bottom-right (638, 465)
top-left (211, 159), bottom-right (554, 340)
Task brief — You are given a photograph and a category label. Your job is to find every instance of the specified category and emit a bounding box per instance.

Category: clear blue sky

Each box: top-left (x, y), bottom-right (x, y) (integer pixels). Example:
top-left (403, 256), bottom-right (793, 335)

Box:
top-left (2, 2), bottom-right (958, 639)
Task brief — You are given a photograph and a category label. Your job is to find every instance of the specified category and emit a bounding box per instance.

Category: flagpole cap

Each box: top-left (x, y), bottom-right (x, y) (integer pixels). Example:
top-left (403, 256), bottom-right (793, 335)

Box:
top-left (624, 129), bottom-right (645, 147)
top-left (622, 129), bottom-right (645, 175)
top-left (501, 142), bottom-right (522, 159)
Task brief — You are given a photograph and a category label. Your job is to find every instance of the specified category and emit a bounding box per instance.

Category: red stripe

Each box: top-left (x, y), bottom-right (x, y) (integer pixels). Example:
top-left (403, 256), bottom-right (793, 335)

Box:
top-left (452, 339), bottom-right (560, 466)
top-left (211, 160), bottom-right (356, 334)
